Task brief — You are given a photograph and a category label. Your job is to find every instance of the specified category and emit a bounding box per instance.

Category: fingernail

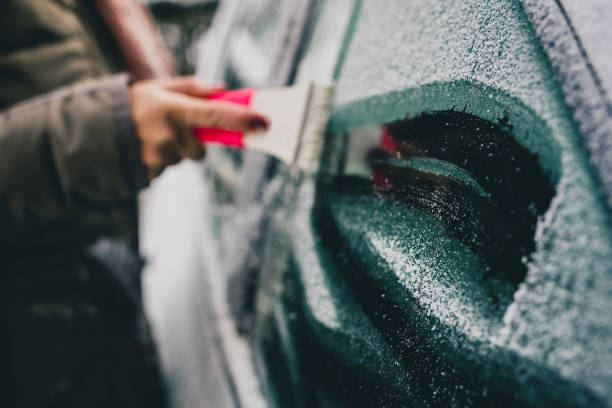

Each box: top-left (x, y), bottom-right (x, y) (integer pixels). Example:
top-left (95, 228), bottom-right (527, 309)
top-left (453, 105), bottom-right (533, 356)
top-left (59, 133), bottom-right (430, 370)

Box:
top-left (249, 118), bottom-right (269, 132)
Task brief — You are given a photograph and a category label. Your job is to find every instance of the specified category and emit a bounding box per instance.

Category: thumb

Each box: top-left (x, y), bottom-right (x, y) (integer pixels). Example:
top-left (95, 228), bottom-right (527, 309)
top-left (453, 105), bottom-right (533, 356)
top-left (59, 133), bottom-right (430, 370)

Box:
top-left (158, 76), bottom-right (226, 98)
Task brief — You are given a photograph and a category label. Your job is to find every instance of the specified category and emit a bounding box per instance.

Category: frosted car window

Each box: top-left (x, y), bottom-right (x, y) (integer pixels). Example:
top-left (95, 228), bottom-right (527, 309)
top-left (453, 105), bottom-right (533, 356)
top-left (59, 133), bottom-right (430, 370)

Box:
top-left (227, 0), bottom-right (286, 87)
top-left (294, 110), bottom-right (559, 406)
top-left (328, 111), bottom-right (554, 287)
top-left (243, 0), bottom-right (284, 56)
top-left (208, 0), bottom-right (288, 200)
top-left (294, 0), bottom-right (356, 83)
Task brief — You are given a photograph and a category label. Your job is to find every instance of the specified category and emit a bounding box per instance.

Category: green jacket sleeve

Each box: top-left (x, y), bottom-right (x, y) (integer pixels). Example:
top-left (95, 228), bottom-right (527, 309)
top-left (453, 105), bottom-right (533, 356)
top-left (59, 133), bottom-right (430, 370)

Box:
top-left (0, 74), bottom-right (148, 236)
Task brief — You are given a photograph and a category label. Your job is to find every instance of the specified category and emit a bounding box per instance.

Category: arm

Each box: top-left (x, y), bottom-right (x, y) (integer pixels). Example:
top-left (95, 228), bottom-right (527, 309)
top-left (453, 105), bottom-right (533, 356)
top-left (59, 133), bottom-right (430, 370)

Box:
top-left (0, 74), bottom-right (145, 235)
top-left (0, 75), bottom-right (270, 236)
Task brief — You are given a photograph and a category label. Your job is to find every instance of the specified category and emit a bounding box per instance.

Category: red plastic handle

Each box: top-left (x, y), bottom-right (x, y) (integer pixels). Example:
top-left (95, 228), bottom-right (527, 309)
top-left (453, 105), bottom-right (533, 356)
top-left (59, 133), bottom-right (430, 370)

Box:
top-left (206, 88), bottom-right (254, 105)
top-left (192, 89), bottom-right (254, 148)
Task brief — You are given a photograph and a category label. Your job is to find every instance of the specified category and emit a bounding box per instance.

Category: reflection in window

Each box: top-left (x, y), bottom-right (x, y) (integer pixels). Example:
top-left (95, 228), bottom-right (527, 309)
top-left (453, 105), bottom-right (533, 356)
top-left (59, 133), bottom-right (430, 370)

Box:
top-left (208, 0), bottom-right (287, 203)
top-left (228, 0), bottom-right (286, 87)
top-left (242, 0), bottom-right (284, 58)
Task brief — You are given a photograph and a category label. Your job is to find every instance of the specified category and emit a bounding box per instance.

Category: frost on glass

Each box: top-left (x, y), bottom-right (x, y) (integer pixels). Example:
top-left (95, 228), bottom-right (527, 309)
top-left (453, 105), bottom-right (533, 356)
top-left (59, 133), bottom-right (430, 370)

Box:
top-left (311, 110), bottom-right (562, 406)
top-left (324, 0), bottom-right (612, 403)
top-left (332, 111), bottom-right (555, 287)
top-left (226, 0), bottom-right (286, 88)
top-left (249, 0), bottom-right (612, 406)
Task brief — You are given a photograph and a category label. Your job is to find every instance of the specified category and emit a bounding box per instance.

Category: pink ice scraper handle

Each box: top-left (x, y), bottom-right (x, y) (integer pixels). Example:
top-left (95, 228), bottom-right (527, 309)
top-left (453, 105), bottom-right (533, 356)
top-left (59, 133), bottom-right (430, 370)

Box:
top-left (192, 88), bottom-right (255, 149)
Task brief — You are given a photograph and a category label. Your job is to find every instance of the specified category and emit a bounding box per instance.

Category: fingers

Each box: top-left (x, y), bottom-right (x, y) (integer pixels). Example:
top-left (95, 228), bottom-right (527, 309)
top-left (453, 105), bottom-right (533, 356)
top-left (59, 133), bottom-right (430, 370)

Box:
top-left (131, 77), bottom-right (266, 180)
top-left (157, 139), bottom-right (182, 166)
top-left (174, 98), bottom-right (270, 134)
top-left (142, 137), bottom-right (203, 180)
top-left (158, 76), bottom-right (226, 98)
top-left (177, 127), bottom-right (206, 160)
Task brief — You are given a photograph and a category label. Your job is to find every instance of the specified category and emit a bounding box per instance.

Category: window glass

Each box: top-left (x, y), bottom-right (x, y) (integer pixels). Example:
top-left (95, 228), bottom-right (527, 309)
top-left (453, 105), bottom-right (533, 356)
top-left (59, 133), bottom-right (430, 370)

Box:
top-left (207, 0), bottom-right (289, 205)
top-left (294, 0), bottom-right (356, 83)
top-left (321, 111), bottom-right (555, 312)
top-left (227, 0), bottom-right (287, 87)
top-left (242, 0), bottom-right (284, 58)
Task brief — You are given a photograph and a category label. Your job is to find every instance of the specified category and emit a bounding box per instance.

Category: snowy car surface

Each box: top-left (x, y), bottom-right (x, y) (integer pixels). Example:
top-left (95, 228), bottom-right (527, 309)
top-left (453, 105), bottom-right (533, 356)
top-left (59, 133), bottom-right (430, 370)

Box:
top-left (149, 0), bottom-right (612, 406)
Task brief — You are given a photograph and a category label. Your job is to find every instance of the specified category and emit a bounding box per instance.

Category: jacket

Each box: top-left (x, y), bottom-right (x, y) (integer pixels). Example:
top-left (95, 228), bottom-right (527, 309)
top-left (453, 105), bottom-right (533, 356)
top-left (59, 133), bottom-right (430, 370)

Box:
top-left (0, 0), bottom-right (150, 234)
top-left (0, 1), bottom-right (168, 406)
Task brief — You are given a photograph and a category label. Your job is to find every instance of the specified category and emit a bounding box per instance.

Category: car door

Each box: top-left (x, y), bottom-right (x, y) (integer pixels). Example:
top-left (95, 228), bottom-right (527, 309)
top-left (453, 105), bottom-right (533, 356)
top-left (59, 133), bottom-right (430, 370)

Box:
top-left (247, 0), bottom-right (612, 407)
top-left (189, 0), bottom-right (318, 406)
top-left (197, 0), bottom-right (315, 333)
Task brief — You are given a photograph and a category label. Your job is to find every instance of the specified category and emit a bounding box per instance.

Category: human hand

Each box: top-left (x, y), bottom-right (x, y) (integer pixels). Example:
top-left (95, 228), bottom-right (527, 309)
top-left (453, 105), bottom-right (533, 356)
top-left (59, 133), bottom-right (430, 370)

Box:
top-left (129, 76), bottom-right (270, 179)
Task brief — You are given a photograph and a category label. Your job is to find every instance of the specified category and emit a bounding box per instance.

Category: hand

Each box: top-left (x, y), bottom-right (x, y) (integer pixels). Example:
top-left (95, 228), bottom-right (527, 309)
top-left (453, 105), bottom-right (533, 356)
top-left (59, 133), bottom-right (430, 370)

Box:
top-left (129, 76), bottom-right (270, 179)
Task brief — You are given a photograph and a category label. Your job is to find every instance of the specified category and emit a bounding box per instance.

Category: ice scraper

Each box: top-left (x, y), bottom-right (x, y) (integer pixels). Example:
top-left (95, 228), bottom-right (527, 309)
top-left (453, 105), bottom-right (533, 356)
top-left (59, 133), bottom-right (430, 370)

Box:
top-left (193, 82), bottom-right (333, 172)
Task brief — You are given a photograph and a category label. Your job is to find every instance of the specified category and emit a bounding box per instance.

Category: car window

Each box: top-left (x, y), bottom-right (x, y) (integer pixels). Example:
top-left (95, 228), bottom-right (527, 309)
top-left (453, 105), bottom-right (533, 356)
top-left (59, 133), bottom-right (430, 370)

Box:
top-left (243, 0), bottom-right (283, 56)
top-left (204, 0), bottom-right (316, 338)
top-left (204, 0), bottom-right (291, 208)
top-left (225, 0), bottom-right (287, 88)
top-left (294, 0), bottom-right (356, 83)
top-left (323, 110), bottom-right (555, 314)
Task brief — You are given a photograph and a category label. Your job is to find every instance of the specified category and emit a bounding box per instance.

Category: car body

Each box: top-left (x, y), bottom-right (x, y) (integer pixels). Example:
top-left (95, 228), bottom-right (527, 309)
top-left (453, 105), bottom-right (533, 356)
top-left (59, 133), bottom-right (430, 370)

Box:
top-left (145, 0), bottom-right (612, 406)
